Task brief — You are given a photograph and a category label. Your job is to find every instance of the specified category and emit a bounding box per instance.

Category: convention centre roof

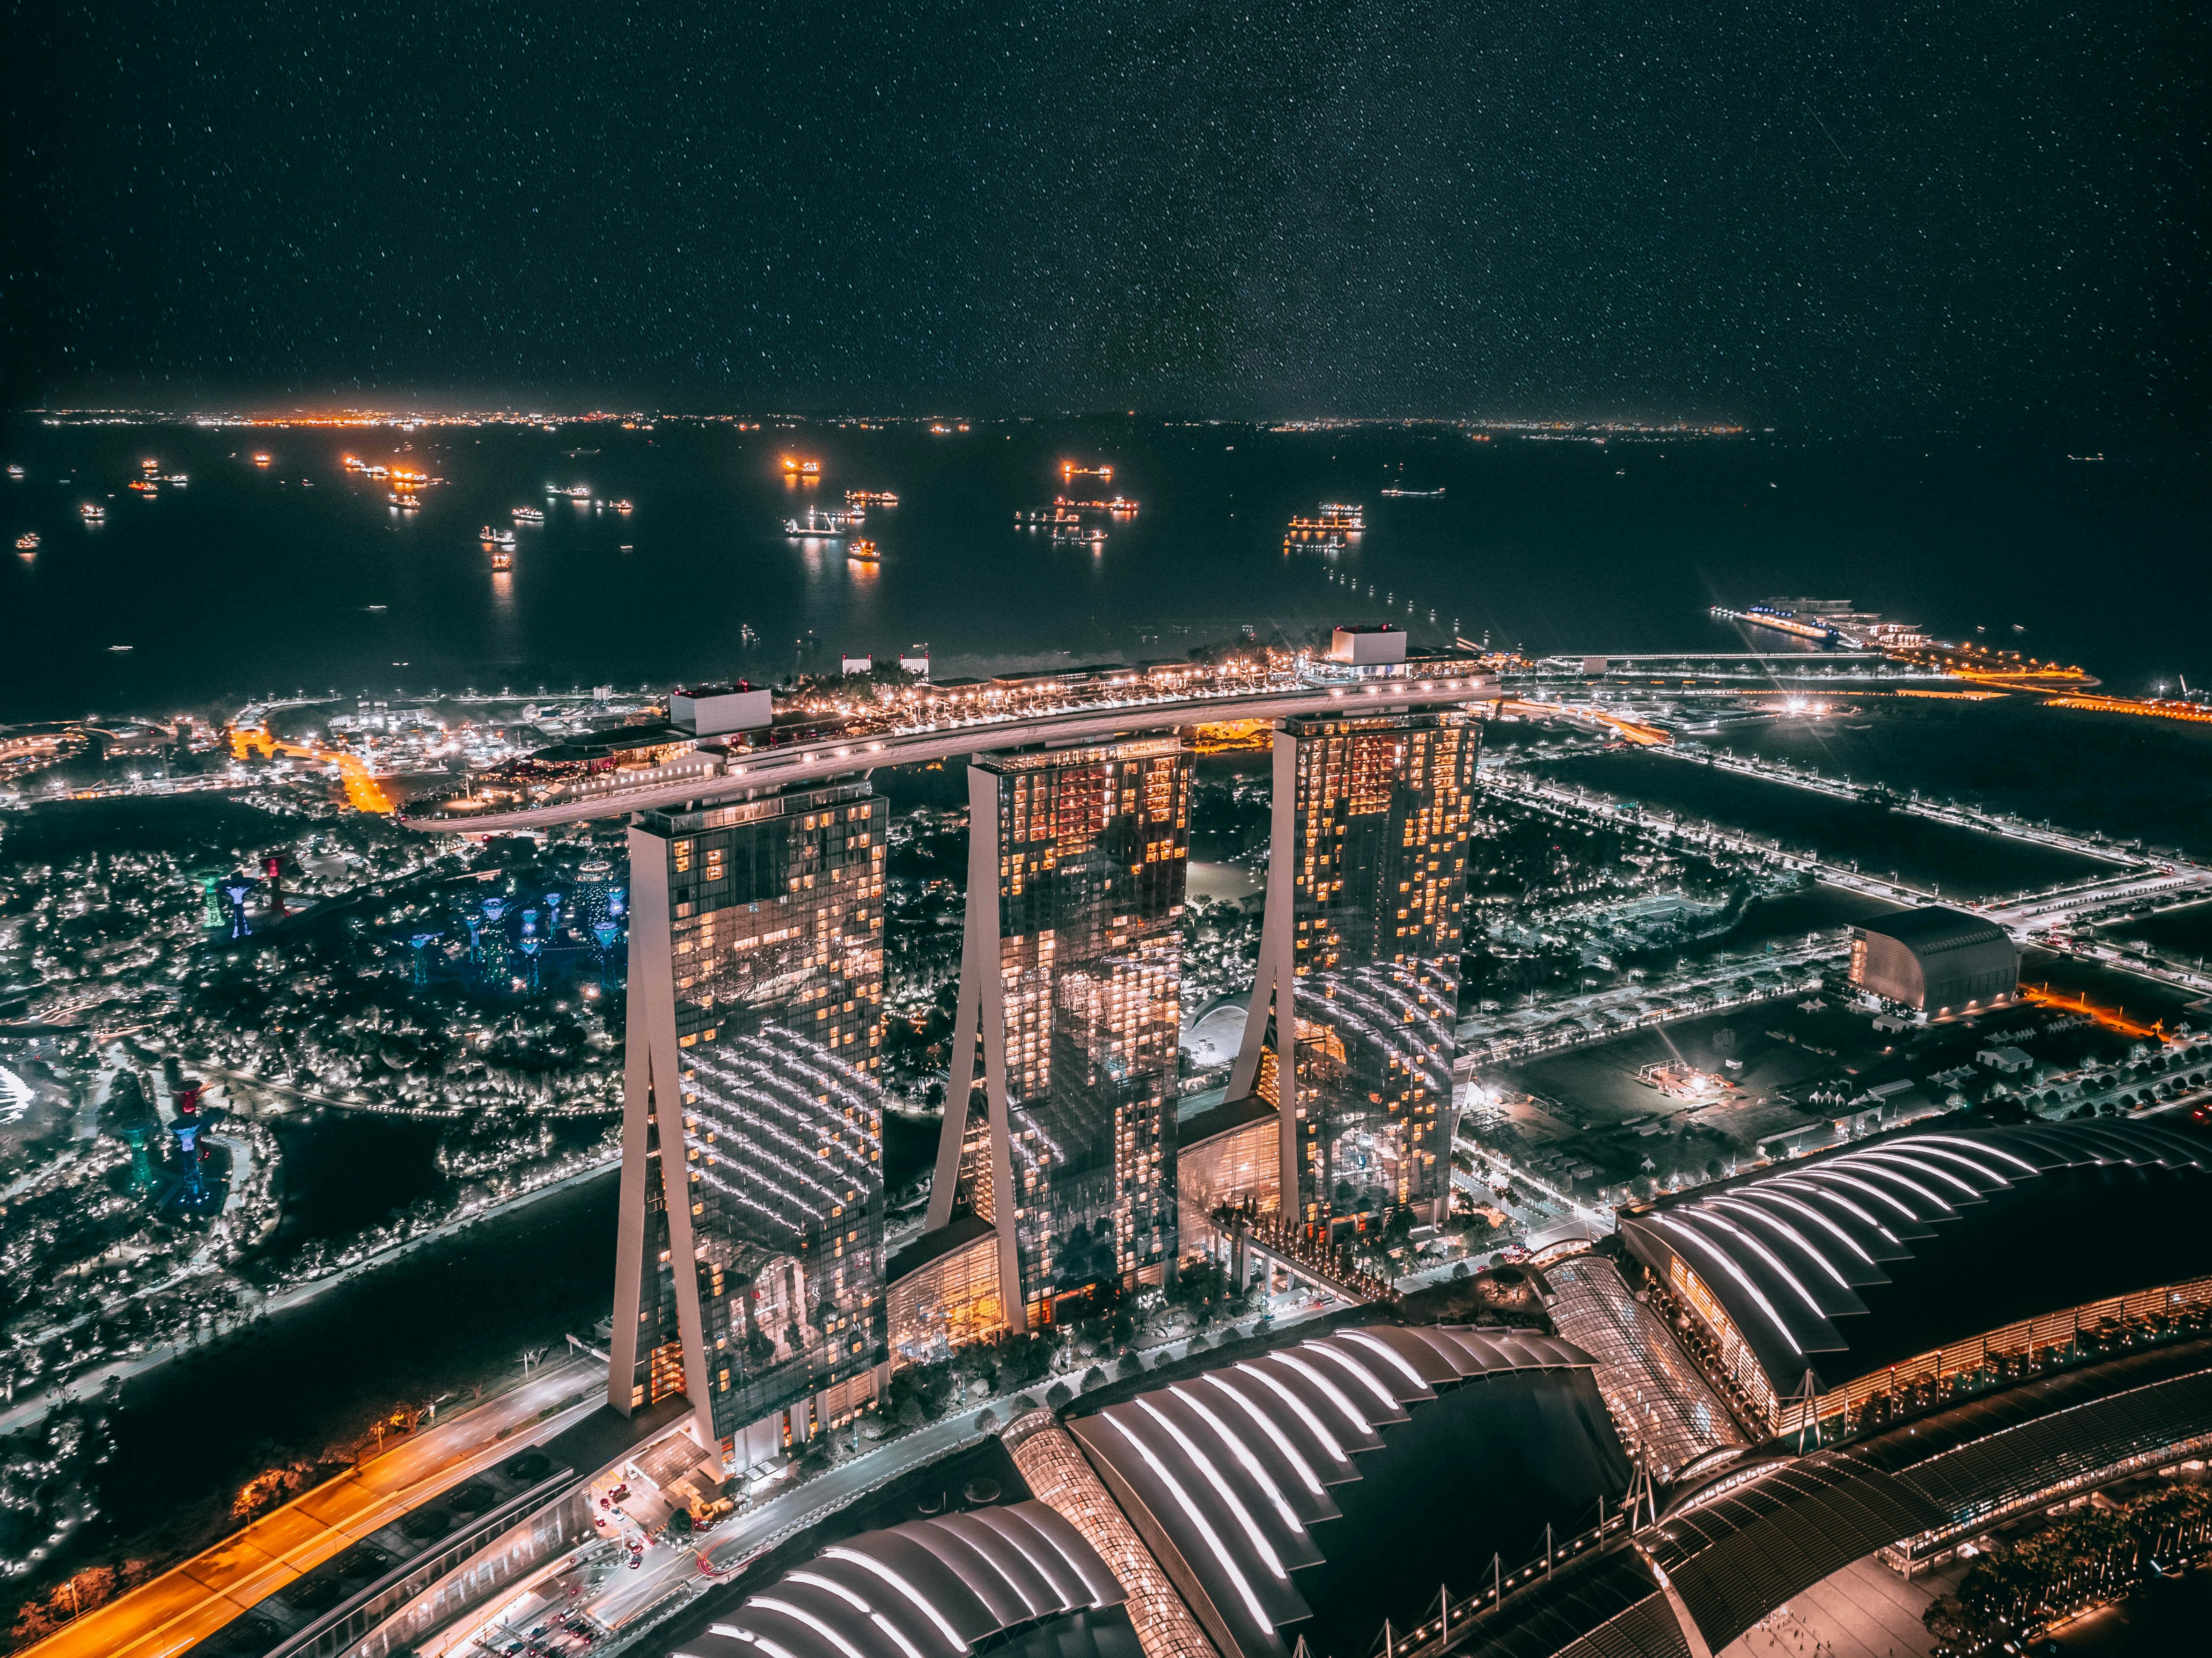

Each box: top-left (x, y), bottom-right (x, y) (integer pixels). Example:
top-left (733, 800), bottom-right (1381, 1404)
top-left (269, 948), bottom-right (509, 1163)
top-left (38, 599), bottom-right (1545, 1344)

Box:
top-left (1618, 1122), bottom-right (2212, 1395)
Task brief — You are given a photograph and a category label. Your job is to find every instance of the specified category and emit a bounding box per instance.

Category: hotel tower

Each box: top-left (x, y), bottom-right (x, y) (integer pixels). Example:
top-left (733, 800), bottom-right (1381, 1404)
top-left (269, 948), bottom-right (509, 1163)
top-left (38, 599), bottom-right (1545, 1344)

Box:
top-left (925, 736), bottom-right (1191, 1328)
top-left (609, 783), bottom-right (891, 1466)
top-left (1229, 709), bottom-right (1478, 1233)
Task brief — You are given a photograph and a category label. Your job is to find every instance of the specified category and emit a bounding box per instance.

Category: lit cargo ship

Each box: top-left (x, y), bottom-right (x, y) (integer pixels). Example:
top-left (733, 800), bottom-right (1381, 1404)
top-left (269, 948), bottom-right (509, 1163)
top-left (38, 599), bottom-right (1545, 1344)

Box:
top-left (513, 506), bottom-right (544, 522)
top-left (1051, 495), bottom-right (1141, 514)
top-left (847, 490), bottom-right (899, 506)
top-left (1379, 485), bottom-right (1443, 498)
top-left (785, 508), bottom-right (852, 538)
top-left (80, 503), bottom-right (105, 521)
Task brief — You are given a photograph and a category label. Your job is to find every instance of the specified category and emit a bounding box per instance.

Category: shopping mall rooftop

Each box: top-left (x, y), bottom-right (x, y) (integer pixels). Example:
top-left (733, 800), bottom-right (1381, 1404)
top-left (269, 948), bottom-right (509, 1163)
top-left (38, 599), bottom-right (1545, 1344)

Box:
top-left (1616, 1121), bottom-right (2212, 1419)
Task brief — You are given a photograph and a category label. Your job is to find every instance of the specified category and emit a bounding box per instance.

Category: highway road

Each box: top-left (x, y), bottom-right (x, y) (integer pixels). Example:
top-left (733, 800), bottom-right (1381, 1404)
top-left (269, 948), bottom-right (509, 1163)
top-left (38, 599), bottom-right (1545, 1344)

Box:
top-left (399, 675), bottom-right (1502, 833)
top-left (26, 1356), bottom-right (607, 1658)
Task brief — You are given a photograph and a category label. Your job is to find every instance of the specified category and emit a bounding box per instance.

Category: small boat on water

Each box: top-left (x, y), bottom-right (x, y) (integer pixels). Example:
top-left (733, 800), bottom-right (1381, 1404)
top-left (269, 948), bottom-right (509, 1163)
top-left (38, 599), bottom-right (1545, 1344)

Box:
top-left (5, 465), bottom-right (22, 479)
top-left (14, 532), bottom-right (37, 551)
top-left (80, 503), bottom-right (105, 521)
top-left (490, 548), bottom-right (514, 571)
top-left (847, 539), bottom-right (879, 562)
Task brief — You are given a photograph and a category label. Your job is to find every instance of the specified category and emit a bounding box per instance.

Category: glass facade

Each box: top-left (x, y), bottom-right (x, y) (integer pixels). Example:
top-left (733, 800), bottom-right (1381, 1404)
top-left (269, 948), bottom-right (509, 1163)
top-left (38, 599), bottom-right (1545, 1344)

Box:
top-left (1175, 1104), bottom-right (1280, 1260)
top-left (886, 1225), bottom-right (1005, 1366)
top-left (1274, 710), bottom-right (1477, 1229)
top-left (622, 783), bottom-right (889, 1456)
top-left (980, 736), bottom-right (1189, 1321)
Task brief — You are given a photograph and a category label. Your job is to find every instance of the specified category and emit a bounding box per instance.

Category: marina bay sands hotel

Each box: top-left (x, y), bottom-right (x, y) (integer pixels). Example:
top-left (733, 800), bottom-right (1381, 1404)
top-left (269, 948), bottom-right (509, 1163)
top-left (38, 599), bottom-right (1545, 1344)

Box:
top-left (605, 630), bottom-right (1497, 1469)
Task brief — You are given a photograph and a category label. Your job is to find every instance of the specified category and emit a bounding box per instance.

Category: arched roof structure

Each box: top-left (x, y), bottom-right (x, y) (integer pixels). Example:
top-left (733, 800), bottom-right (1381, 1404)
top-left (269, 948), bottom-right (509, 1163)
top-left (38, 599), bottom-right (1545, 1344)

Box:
top-left (1065, 1327), bottom-right (1621, 1658)
top-left (675, 1500), bottom-right (1126, 1658)
top-left (1618, 1122), bottom-right (2212, 1398)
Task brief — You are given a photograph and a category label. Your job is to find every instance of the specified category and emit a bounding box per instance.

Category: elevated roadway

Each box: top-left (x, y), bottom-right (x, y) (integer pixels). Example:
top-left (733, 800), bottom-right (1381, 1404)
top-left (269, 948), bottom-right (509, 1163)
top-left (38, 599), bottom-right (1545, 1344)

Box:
top-left (23, 1357), bottom-right (605, 1658)
top-left (398, 675), bottom-right (1502, 833)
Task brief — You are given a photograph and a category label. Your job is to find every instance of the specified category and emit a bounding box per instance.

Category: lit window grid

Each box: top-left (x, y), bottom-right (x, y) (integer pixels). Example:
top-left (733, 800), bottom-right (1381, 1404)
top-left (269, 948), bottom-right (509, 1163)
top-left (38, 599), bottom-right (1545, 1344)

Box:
top-left (640, 787), bottom-right (892, 1445)
top-left (1280, 713), bottom-right (1477, 1225)
top-left (979, 741), bottom-right (1191, 1313)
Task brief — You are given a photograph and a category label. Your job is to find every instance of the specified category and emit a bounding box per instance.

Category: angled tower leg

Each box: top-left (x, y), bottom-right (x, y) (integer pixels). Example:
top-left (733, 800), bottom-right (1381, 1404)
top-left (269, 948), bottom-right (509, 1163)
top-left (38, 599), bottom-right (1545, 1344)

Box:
top-left (608, 832), bottom-right (663, 1416)
top-left (609, 828), bottom-right (718, 1454)
top-left (924, 936), bottom-right (986, 1232)
top-left (1229, 729), bottom-right (1301, 1222)
top-left (969, 764), bottom-right (1026, 1331)
top-left (921, 763), bottom-right (1025, 1332)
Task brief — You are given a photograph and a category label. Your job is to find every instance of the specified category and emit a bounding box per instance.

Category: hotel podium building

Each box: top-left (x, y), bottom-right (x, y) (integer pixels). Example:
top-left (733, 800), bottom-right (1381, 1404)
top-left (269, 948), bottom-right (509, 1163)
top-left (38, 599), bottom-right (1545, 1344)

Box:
top-left (610, 783), bottom-right (891, 1467)
top-left (1230, 710), bottom-right (1477, 1233)
top-left (924, 736), bottom-right (1191, 1330)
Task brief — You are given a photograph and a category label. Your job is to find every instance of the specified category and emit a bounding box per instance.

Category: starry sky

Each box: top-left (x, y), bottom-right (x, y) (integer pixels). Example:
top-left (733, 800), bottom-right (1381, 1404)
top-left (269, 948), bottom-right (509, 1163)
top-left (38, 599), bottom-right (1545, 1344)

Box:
top-left (4, 1), bottom-right (2202, 424)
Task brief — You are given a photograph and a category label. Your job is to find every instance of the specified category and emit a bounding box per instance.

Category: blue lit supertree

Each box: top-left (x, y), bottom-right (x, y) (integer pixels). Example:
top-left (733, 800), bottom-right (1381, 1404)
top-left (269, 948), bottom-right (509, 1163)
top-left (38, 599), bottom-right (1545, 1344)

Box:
top-left (594, 919), bottom-right (622, 990)
top-left (519, 934), bottom-right (542, 992)
top-left (545, 890), bottom-right (564, 938)
top-left (409, 932), bottom-right (440, 985)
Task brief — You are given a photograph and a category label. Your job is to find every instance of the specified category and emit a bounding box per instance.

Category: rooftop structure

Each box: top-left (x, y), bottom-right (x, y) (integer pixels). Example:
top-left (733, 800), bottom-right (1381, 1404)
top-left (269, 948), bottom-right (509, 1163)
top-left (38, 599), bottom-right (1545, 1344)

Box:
top-left (1617, 1122), bottom-right (2212, 1430)
top-left (676, 1499), bottom-right (1133, 1658)
top-left (672, 682), bottom-right (774, 737)
top-left (1849, 905), bottom-right (2018, 1014)
top-left (1041, 1323), bottom-right (1626, 1658)
top-left (1327, 626), bottom-right (1406, 668)
top-left (1447, 1335), bottom-right (2212, 1657)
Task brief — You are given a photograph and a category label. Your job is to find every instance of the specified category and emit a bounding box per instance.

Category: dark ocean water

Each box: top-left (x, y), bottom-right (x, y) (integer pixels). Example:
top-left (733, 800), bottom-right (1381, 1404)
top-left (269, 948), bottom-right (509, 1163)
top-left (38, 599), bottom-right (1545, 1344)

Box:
top-left (1, 417), bottom-right (2205, 722)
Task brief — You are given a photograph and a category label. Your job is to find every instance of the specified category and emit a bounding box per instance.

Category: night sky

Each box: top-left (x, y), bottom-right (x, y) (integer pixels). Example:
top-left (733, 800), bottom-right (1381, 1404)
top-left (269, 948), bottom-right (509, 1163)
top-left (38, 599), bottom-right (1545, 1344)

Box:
top-left (4, 2), bottom-right (2203, 424)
